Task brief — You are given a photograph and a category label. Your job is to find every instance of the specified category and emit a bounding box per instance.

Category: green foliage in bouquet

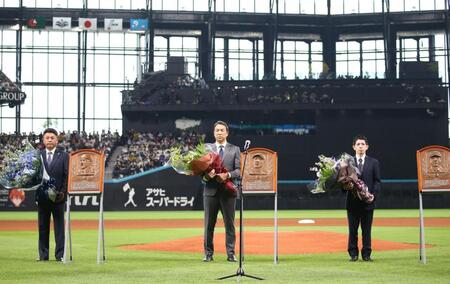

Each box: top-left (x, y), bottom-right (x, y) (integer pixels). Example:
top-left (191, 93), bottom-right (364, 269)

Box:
top-left (168, 139), bottom-right (209, 174)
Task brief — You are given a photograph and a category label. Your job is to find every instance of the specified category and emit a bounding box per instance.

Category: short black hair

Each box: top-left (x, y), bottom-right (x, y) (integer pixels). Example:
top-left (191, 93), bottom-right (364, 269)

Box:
top-left (214, 120), bottom-right (229, 132)
top-left (352, 134), bottom-right (369, 146)
top-left (43, 128), bottom-right (58, 136)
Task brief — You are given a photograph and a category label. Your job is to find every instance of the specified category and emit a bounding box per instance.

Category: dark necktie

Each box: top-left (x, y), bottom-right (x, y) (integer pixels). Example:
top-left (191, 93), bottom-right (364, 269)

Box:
top-left (47, 152), bottom-right (53, 166)
top-left (219, 146), bottom-right (224, 159)
top-left (358, 158), bottom-right (363, 173)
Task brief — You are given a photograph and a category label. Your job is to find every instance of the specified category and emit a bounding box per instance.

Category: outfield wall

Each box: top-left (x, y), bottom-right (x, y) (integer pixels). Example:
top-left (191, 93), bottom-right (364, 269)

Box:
top-left (1, 166), bottom-right (449, 211)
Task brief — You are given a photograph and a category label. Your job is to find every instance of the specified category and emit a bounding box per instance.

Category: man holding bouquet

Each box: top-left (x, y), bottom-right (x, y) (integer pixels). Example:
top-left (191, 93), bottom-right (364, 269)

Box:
top-left (36, 128), bottom-right (69, 262)
top-left (347, 135), bottom-right (381, 262)
top-left (202, 121), bottom-right (241, 262)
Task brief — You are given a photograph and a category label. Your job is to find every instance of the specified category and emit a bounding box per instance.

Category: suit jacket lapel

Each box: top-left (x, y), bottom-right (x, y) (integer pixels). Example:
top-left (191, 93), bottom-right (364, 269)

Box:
top-left (362, 156), bottom-right (370, 174)
top-left (41, 150), bottom-right (50, 171)
top-left (222, 144), bottom-right (232, 166)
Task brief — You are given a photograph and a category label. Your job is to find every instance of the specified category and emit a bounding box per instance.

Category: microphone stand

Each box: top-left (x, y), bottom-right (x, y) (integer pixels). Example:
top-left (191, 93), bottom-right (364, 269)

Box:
top-left (217, 144), bottom-right (263, 281)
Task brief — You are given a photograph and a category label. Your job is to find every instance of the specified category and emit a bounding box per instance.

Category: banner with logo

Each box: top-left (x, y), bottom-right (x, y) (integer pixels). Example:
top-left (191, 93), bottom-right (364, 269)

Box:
top-left (130, 19), bottom-right (148, 31)
top-left (79, 18), bottom-right (97, 31)
top-left (53, 17), bottom-right (72, 30)
top-left (104, 18), bottom-right (123, 31)
top-left (0, 167), bottom-right (202, 211)
top-left (0, 70), bottom-right (26, 107)
top-left (0, 91), bottom-right (26, 106)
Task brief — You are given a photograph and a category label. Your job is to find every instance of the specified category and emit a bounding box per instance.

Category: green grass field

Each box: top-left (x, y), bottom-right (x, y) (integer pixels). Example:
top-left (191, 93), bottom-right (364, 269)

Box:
top-left (0, 209), bottom-right (449, 283)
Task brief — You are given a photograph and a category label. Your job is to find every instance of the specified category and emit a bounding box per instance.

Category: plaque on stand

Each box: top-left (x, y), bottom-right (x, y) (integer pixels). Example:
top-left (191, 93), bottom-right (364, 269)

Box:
top-left (241, 148), bottom-right (277, 194)
top-left (416, 145), bottom-right (450, 264)
top-left (64, 149), bottom-right (105, 264)
top-left (240, 148), bottom-right (279, 264)
top-left (417, 146), bottom-right (450, 193)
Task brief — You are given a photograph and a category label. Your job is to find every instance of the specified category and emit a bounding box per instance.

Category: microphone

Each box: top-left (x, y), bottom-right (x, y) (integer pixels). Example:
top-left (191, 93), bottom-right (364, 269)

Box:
top-left (244, 140), bottom-right (251, 151)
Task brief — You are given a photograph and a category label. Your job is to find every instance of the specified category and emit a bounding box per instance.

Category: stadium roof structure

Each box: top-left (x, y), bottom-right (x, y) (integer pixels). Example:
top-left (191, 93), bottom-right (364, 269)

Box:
top-left (0, 6), bottom-right (448, 81)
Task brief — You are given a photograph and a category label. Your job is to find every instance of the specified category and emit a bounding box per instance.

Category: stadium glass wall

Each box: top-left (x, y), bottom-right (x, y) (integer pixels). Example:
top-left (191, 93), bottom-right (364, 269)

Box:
top-left (0, 0), bottom-right (448, 134)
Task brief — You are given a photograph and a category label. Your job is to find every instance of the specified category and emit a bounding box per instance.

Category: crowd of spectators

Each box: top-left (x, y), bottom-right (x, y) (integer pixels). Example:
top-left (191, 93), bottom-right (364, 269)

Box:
top-left (246, 89), bottom-right (332, 104)
top-left (0, 130), bottom-right (120, 172)
top-left (125, 78), bottom-right (334, 106)
top-left (174, 75), bottom-right (209, 89)
top-left (58, 130), bottom-right (121, 163)
top-left (113, 130), bottom-right (204, 178)
top-left (123, 71), bottom-right (448, 108)
top-left (124, 72), bottom-right (209, 106)
top-left (396, 83), bottom-right (446, 104)
top-left (1, 129), bottom-right (204, 179)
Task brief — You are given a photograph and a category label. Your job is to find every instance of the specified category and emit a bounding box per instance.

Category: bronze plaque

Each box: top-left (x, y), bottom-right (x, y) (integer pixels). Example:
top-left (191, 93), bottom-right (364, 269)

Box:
top-left (417, 146), bottom-right (450, 192)
top-left (68, 149), bottom-right (105, 194)
top-left (241, 148), bottom-right (277, 193)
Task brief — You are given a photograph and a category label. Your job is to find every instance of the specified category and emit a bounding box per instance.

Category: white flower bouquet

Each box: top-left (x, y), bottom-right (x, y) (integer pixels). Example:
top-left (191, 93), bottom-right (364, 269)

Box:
top-left (308, 153), bottom-right (374, 203)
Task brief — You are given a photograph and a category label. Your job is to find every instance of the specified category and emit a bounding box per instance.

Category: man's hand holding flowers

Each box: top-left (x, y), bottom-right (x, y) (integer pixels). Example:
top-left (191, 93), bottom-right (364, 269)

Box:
top-left (215, 172), bottom-right (230, 183)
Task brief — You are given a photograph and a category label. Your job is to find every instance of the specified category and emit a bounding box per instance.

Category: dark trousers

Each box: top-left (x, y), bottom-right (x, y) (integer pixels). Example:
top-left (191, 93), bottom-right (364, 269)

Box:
top-left (38, 202), bottom-right (65, 260)
top-left (203, 191), bottom-right (236, 257)
top-left (347, 209), bottom-right (374, 258)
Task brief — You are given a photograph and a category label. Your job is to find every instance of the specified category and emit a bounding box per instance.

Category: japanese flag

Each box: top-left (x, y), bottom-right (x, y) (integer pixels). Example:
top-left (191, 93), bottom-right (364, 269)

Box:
top-left (79, 18), bottom-right (97, 31)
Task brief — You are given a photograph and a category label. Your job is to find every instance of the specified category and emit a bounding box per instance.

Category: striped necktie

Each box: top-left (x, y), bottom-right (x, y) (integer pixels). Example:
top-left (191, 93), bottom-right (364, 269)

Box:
top-left (219, 146), bottom-right (224, 159)
top-left (357, 158), bottom-right (363, 173)
top-left (47, 152), bottom-right (53, 165)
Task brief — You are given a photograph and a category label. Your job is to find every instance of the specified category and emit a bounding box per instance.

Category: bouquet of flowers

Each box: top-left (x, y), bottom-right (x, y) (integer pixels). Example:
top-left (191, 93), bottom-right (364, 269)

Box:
top-left (308, 153), bottom-right (374, 204)
top-left (0, 140), bottom-right (41, 189)
top-left (308, 155), bottom-right (338, 194)
top-left (0, 140), bottom-right (58, 202)
top-left (167, 142), bottom-right (237, 194)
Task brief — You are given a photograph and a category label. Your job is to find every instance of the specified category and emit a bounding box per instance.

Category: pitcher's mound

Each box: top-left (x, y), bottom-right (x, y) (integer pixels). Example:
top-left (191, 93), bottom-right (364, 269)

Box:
top-left (121, 230), bottom-right (424, 255)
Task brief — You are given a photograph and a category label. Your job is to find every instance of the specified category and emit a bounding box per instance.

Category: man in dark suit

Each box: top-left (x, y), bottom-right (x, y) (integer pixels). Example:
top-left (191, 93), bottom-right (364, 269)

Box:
top-left (346, 135), bottom-right (381, 262)
top-left (36, 128), bottom-right (69, 262)
top-left (202, 121), bottom-right (241, 262)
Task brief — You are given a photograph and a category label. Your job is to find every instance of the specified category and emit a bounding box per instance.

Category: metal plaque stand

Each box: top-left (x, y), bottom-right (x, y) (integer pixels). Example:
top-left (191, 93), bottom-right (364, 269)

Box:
top-left (416, 146), bottom-right (450, 264)
top-left (274, 191), bottom-right (278, 264)
top-left (63, 192), bottom-right (105, 264)
top-left (63, 195), bottom-right (73, 264)
top-left (418, 192), bottom-right (426, 264)
top-left (217, 146), bottom-right (263, 281)
top-left (97, 191), bottom-right (106, 264)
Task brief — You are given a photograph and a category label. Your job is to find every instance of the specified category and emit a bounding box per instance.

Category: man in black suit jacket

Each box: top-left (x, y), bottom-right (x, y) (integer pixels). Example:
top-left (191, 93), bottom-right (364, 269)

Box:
top-left (36, 128), bottom-right (69, 261)
top-left (346, 135), bottom-right (381, 262)
top-left (202, 121), bottom-right (241, 262)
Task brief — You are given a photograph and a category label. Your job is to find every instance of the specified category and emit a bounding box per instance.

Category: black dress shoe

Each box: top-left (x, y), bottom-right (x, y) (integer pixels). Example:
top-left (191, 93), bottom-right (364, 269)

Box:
top-left (362, 256), bottom-right (373, 262)
top-left (227, 255), bottom-right (237, 262)
top-left (36, 258), bottom-right (49, 261)
top-left (56, 258), bottom-right (64, 262)
top-left (203, 255), bottom-right (213, 262)
top-left (349, 255), bottom-right (358, 262)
